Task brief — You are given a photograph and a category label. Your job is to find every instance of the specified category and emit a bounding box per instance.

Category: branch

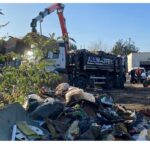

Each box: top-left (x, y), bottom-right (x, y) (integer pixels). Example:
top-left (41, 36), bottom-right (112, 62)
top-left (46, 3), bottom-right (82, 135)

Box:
top-left (0, 9), bottom-right (4, 15)
top-left (0, 21), bottom-right (9, 28)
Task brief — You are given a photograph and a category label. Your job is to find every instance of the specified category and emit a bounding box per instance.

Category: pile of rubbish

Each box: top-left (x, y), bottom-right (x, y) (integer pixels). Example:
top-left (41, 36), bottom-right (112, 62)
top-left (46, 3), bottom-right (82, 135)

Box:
top-left (0, 83), bottom-right (150, 141)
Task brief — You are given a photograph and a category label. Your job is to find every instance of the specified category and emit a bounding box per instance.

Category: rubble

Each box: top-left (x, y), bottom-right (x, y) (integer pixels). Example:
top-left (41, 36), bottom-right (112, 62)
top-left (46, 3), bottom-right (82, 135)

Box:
top-left (0, 82), bottom-right (150, 141)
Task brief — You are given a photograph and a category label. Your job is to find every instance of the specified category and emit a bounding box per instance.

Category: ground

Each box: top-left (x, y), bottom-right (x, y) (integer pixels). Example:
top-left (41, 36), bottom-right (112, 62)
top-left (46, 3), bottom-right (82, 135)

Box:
top-left (104, 83), bottom-right (150, 111)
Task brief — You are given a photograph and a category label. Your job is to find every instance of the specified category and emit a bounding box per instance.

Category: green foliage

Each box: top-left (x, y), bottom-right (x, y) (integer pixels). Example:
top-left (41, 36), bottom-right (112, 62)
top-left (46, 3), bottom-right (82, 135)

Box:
top-left (0, 60), bottom-right (61, 105)
top-left (112, 38), bottom-right (139, 56)
top-left (23, 32), bottom-right (59, 59)
top-left (0, 51), bottom-right (21, 65)
top-left (0, 33), bottom-right (62, 106)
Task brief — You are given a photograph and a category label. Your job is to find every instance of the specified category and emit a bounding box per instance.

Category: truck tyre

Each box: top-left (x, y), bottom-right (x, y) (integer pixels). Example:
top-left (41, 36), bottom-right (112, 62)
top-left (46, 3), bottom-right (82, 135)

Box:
top-left (115, 75), bottom-right (124, 89)
top-left (143, 79), bottom-right (148, 87)
top-left (104, 76), bottom-right (114, 89)
top-left (74, 76), bottom-right (87, 89)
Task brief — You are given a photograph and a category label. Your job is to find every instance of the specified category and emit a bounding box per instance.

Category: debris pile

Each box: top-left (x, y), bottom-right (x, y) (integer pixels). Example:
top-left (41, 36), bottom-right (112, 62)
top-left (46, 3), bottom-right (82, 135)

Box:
top-left (0, 83), bottom-right (150, 141)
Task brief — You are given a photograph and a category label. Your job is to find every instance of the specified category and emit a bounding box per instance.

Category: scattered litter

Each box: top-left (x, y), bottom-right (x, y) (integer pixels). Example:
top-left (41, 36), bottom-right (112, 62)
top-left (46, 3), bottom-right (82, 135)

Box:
top-left (0, 83), bottom-right (150, 141)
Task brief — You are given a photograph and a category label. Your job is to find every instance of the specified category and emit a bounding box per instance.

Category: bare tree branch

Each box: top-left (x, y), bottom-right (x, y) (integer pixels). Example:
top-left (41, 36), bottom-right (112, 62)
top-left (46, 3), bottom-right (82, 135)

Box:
top-left (0, 21), bottom-right (9, 28)
top-left (0, 9), bottom-right (4, 15)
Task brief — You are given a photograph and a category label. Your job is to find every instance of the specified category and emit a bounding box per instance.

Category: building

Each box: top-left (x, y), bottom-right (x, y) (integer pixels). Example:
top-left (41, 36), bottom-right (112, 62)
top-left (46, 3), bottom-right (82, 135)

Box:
top-left (127, 52), bottom-right (150, 72)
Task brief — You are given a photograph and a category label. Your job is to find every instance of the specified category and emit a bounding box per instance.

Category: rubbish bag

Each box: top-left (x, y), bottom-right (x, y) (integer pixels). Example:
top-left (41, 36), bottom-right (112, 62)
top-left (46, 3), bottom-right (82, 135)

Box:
top-left (30, 98), bottom-right (64, 120)
top-left (78, 119), bottom-right (92, 134)
top-left (55, 83), bottom-right (70, 96)
top-left (113, 123), bottom-right (131, 140)
top-left (65, 120), bottom-right (80, 140)
top-left (90, 123), bottom-right (101, 139)
top-left (78, 129), bottom-right (95, 141)
top-left (132, 129), bottom-right (148, 141)
top-left (25, 94), bottom-right (44, 113)
top-left (65, 87), bottom-right (95, 104)
top-left (45, 119), bottom-right (59, 140)
top-left (103, 134), bottom-right (115, 141)
top-left (98, 108), bottom-right (122, 122)
top-left (52, 120), bottom-right (69, 138)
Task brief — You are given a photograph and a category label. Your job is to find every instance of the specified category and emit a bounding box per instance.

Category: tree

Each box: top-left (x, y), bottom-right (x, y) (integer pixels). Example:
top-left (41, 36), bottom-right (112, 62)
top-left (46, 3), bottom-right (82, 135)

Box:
top-left (0, 37), bottom-right (6, 54)
top-left (0, 32), bottom-right (62, 107)
top-left (0, 9), bottom-right (9, 54)
top-left (88, 41), bottom-right (102, 52)
top-left (23, 32), bottom-right (59, 59)
top-left (112, 38), bottom-right (139, 56)
top-left (88, 40), bottom-right (108, 53)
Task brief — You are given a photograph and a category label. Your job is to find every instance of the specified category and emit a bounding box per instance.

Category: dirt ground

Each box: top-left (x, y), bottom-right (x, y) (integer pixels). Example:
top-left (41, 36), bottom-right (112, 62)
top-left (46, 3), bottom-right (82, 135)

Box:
top-left (103, 82), bottom-right (150, 111)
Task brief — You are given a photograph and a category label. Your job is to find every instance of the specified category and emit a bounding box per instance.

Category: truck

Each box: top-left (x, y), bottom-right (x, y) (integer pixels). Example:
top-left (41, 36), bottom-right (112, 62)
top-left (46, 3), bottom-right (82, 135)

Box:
top-left (67, 50), bottom-right (125, 89)
top-left (30, 3), bottom-right (126, 89)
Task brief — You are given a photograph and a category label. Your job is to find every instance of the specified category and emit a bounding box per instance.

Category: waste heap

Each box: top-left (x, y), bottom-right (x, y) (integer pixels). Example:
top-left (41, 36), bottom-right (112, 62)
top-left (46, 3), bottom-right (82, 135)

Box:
top-left (0, 83), bottom-right (150, 141)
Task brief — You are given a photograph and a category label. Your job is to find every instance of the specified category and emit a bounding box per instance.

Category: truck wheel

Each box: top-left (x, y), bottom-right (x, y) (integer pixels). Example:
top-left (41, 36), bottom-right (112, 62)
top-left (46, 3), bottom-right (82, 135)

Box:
top-left (115, 75), bottom-right (124, 89)
top-left (74, 76), bottom-right (87, 89)
top-left (143, 80), bottom-right (148, 87)
top-left (105, 77), bottom-right (114, 89)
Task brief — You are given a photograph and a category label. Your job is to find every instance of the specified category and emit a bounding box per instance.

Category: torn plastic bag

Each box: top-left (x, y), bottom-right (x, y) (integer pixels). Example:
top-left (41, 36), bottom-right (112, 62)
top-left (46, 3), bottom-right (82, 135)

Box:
top-left (30, 98), bottom-right (64, 120)
top-left (96, 94), bottom-right (114, 107)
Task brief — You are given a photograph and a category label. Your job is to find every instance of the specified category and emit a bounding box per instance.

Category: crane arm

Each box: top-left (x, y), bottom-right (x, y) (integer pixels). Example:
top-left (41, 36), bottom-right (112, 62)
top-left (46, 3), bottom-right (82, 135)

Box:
top-left (30, 3), bottom-right (68, 39)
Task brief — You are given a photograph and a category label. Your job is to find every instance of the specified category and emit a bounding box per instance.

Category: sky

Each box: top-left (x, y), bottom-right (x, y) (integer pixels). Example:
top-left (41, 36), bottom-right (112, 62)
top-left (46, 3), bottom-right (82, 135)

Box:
top-left (0, 3), bottom-right (150, 51)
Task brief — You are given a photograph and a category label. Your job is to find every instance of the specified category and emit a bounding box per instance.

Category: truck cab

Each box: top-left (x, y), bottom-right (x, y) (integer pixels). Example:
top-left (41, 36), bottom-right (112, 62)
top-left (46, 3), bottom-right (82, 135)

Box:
top-left (45, 41), bottom-right (66, 73)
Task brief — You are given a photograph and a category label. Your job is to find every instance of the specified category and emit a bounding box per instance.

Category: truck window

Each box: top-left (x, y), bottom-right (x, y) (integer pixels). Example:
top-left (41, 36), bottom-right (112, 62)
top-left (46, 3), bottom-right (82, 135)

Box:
top-left (47, 51), bottom-right (59, 59)
top-left (53, 52), bottom-right (59, 59)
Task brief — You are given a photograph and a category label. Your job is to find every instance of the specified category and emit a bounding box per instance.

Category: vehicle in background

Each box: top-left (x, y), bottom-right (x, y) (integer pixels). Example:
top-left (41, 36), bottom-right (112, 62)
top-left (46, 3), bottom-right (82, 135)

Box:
top-left (143, 70), bottom-right (150, 87)
top-left (146, 70), bottom-right (150, 77)
top-left (129, 67), bottom-right (146, 83)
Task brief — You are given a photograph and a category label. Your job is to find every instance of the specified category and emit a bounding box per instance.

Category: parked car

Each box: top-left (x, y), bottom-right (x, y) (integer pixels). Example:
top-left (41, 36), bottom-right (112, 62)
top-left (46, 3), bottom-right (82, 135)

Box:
top-left (143, 70), bottom-right (150, 87)
top-left (129, 67), bottom-right (146, 83)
